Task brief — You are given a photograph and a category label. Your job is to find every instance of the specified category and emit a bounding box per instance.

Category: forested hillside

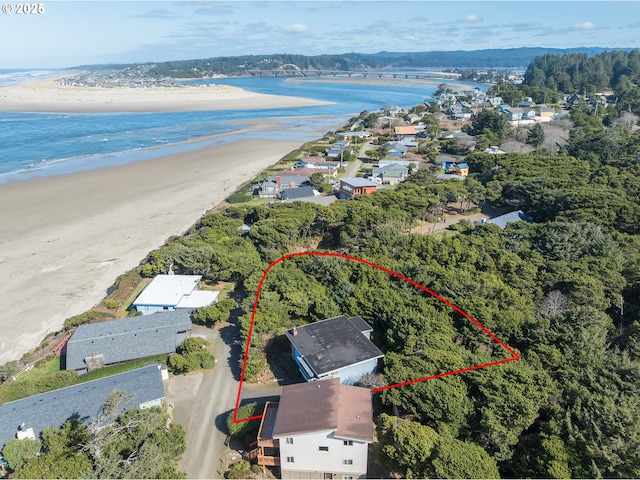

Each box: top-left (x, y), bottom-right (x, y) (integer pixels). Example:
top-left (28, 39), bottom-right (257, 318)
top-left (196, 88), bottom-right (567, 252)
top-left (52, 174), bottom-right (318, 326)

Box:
top-left (78, 47), bottom-right (612, 77)
top-left (138, 110), bottom-right (640, 477)
top-left (524, 49), bottom-right (640, 112)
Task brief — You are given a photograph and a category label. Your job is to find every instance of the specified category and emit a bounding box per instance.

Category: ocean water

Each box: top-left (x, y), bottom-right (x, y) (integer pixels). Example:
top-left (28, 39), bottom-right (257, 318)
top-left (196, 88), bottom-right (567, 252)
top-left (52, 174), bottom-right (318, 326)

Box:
top-left (0, 69), bottom-right (67, 87)
top-left (0, 71), bottom-right (485, 183)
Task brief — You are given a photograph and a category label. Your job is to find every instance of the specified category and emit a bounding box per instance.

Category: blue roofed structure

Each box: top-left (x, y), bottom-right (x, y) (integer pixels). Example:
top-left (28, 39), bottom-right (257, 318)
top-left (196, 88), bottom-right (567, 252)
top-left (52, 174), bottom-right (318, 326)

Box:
top-left (0, 365), bottom-right (165, 450)
top-left (486, 210), bottom-right (533, 229)
top-left (65, 310), bottom-right (192, 373)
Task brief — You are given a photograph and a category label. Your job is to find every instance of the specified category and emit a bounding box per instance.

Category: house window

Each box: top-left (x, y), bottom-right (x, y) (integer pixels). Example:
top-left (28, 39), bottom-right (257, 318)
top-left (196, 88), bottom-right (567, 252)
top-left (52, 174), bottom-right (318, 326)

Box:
top-left (324, 474), bottom-right (333, 479)
top-left (319, 446), bottom-right (329, 452)
top-left (343, 440), bottom-right (353, 446)
top-left (285, 437), bottom-right (294, 444)
top-left (342, 459), bottom-right (353, 465)
top-left (286, 457), bottom-right (294, 463)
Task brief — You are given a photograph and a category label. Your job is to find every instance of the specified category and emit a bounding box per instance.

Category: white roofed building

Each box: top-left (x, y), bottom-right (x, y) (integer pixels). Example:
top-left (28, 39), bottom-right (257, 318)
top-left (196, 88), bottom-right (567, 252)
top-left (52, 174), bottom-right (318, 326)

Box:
top-left (131, 274), bottom-right (219, 315)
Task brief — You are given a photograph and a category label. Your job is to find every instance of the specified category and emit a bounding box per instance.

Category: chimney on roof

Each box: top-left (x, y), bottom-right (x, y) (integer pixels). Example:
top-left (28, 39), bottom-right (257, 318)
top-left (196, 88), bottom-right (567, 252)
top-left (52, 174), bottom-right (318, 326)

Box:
top-left (292, 327), bottom-right (298, 336)
top-left (276, 176), bottom-right (282, 190)
top-left (290, 181), bottom-right (296, 189)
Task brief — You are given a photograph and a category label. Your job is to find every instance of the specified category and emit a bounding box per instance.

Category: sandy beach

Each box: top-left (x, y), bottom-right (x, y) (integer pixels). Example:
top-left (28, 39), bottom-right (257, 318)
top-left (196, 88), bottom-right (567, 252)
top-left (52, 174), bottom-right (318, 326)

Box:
top-left (0, 136), bottom-right (311, 365)
top-left (0, 77), bottom-right (332, 113)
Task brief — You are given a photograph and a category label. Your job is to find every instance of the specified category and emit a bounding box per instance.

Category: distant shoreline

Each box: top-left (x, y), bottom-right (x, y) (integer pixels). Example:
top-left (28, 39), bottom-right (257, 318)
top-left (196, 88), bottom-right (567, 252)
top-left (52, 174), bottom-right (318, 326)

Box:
top-left (285, 75), bottom-right (474, 92)
top-left (0, 77), bottom-right (333, 113)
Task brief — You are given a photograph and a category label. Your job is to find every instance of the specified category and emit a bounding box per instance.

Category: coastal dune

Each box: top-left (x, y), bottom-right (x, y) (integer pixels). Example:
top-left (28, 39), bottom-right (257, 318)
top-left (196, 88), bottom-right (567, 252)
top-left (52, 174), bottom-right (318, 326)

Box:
top-left (0, 78), bottom-right (332, 113)
top-left (0, 138), bottom-right (306, 364)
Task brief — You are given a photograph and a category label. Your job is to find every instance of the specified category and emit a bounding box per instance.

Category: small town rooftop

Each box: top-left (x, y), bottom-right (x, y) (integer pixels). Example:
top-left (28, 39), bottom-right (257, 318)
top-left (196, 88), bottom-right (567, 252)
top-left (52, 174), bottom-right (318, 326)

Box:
top-left (339, 178), bottom-right (378, 188)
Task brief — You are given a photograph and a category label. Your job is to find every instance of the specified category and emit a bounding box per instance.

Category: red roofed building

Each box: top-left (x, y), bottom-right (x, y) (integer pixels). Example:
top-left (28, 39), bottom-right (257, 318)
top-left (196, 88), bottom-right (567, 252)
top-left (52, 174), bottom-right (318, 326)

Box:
top-left (394, 125), bottom-right (417, 139)
top-left (338, 178), bottom-right (377, 200)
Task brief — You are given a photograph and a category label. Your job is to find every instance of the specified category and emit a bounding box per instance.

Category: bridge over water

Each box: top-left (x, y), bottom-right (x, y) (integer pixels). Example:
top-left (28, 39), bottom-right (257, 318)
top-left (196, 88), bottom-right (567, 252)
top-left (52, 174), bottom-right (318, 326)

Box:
top-left (247, 64), bottom-right (462, 80)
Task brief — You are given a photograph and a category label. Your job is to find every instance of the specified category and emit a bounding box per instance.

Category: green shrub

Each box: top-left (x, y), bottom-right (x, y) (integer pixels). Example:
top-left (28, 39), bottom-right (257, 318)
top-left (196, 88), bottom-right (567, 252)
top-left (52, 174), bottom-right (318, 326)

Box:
top-left (227, 192), bottom-right (253, 204)
top-left (226, 469), bottom-right (247, 479)
top-left (241, 348), bottom-right (266, 382)
top-left (64, 311), bottom-right (114, 330)
top-left (192, 298), bottom-right (237, 325)
top-left (2, 438), bottom-right (42, 470)
top-left (230, 461), bottom-right (250, 472)
top-left (167, 338), bottom-right (215, 375)
top-left (226, 402), bottom-right (264, 437)
top-left (0, 371), bottom-right (79, 406)
top-left (199, 353), bottom-right (215, 370)
top-left (177, 337), bottom-right (208, 355)
top-left (167, 354), bottom-right (189, 375)
top-left (103, 299), bottom-right (120, 309)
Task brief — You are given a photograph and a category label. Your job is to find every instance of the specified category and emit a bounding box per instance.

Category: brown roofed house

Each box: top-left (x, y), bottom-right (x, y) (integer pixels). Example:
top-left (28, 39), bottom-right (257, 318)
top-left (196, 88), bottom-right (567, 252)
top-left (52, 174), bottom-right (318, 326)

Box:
top-left (254, 378), bottom-right (373, 479)
top-left (394, 125), bottom-right (417, 139)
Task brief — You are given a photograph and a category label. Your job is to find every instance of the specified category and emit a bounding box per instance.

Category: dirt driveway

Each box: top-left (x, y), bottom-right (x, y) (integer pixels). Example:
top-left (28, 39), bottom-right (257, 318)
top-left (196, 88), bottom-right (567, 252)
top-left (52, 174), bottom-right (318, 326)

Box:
top-left (164, 324), bottom-right (284, 479)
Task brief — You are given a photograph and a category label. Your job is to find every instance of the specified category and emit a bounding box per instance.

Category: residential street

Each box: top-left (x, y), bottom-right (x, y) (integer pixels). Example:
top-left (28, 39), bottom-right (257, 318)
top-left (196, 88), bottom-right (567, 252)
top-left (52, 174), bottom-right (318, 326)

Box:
top-left (165, 324), bottom-right (282, 479)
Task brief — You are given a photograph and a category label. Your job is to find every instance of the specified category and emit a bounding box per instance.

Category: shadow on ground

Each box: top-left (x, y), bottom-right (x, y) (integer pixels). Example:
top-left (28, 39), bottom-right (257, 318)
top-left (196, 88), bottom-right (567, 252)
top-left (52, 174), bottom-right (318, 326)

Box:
top-left (218, 323), bottom-right (243, 381)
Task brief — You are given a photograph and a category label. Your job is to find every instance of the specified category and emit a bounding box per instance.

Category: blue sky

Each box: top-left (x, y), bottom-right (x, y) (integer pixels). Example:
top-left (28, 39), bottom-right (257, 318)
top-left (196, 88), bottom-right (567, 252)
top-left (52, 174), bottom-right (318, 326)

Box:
top-left (2, 1), bottom-right (640, 69)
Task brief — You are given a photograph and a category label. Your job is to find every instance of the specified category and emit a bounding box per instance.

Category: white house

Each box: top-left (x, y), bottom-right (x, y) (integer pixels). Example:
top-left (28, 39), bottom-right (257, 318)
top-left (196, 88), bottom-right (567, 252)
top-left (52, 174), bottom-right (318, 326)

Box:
top-left (131, 274), bottom-right (218, 315)
top-left (284, 316), bottom-right (384, 385)
top-left (254, 378), bottom-right (373, 479)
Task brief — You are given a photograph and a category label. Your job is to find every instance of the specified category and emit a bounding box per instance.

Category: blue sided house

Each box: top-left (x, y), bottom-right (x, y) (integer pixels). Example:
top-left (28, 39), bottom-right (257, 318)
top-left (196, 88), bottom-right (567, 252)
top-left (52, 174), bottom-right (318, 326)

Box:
top-left (284, 315), bottom-right (384, 385)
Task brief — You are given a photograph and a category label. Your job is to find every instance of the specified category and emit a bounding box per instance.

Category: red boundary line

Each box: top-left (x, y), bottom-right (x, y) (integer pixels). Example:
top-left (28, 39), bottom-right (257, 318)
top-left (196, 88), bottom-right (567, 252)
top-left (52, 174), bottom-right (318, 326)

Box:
top-left (233, 251), bottom-right (520, 423)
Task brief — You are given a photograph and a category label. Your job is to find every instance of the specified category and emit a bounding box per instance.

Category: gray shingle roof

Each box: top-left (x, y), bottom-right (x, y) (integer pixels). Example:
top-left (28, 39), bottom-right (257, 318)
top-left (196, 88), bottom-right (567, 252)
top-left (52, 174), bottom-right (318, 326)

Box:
top-left (373, 163), bottom-right (409, 177)
top-left (486, 210), bottom-right (533, 229)
top-left (284, 316), bottom-right (383, 377)
top-left (65, 310), bottom-right (191, 371)
top-left (339, 178), bottom-right (378, 188)
top-left (267, 175), bottom-right (310, 187)
top-left (280, 186), bottom-right (316, 200)
top-left (0, 365), bottom-right (165, 450)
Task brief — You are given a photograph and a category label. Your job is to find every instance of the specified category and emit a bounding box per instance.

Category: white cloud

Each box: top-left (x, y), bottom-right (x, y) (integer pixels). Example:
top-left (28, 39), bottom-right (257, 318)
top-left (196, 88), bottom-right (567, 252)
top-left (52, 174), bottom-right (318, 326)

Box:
top-left (574, 21), bottom-right (597, 30)
top-left (460, 14), bottom-right (483, 23)
top-left (282, 23), bottom-right (309, 33)
top-left (193, 6), bottom-right (235, 16)
top-left (135, 9), bottom-right (174, 19)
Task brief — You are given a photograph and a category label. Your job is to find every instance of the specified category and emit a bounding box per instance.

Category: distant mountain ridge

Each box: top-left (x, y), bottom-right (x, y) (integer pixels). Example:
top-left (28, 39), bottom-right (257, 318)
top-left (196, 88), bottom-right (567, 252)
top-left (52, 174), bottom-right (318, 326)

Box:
top-left (73, 47), bottom-right (628, 77)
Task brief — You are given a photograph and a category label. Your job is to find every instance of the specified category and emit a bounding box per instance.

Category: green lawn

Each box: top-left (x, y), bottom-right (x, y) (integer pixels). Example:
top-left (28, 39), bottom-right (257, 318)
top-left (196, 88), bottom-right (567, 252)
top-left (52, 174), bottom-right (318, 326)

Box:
top-left (16, 355), bottom-right (62, 382)
top-left (80, 354), bottom-right (169, 382)
top-left (18, 353), bottom-right (169, 385)
top-left (433, 229), bottom-right (460, 240)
